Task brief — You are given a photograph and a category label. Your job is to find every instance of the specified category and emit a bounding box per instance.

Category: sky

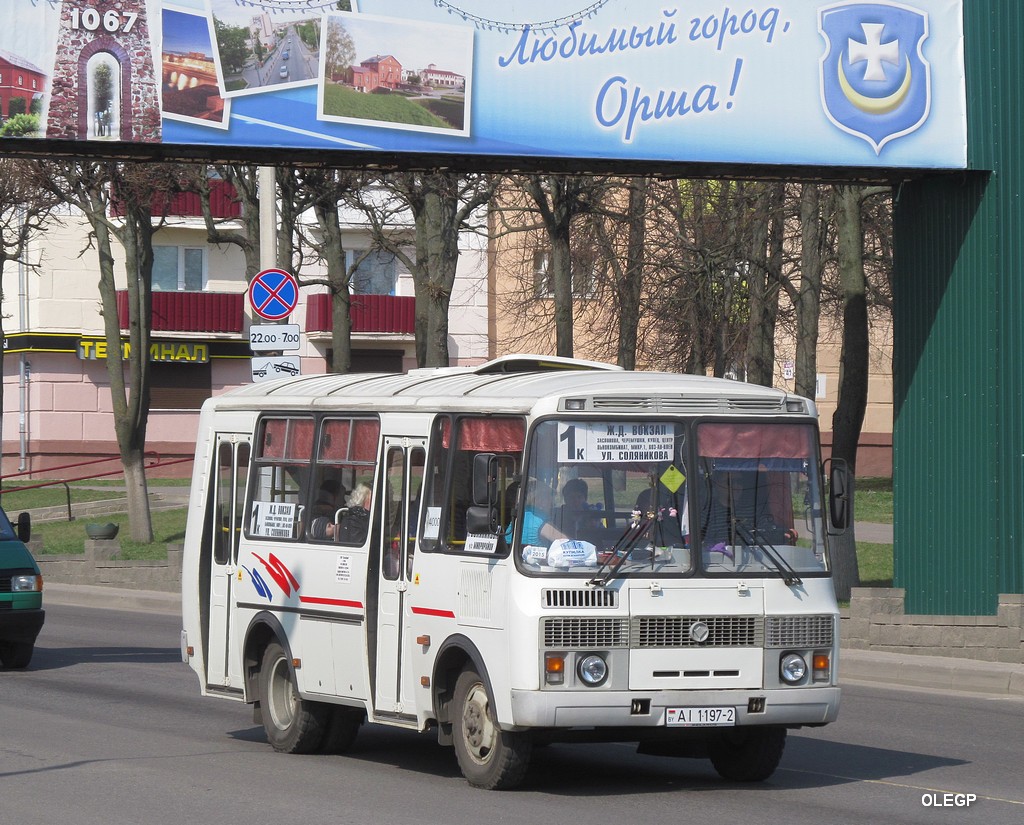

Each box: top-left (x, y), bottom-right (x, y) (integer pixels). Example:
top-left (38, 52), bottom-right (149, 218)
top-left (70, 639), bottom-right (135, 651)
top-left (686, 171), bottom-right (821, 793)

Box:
top-left (163, 9), bottom-right (215, 57)
top-left (333, 13), bottom-right (473, 76)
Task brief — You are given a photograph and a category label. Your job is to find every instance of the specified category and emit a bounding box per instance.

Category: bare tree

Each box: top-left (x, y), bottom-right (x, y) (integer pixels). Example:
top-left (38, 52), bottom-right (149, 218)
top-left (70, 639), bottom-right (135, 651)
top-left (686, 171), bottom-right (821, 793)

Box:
top-left (291, 168), bottom-right (368, 373)
top-left (352, 172), bottom-right (494, 367)
top-left (198, 164), bottom-right (263, 282)
top-left (37, 161), bottom-right (191, 542)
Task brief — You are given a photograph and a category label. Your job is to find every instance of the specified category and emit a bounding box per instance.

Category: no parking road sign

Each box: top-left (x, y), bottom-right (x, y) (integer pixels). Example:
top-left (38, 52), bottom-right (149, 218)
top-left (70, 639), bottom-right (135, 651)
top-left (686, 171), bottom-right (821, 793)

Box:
top-left (248, 268), bottom-right (298, 321)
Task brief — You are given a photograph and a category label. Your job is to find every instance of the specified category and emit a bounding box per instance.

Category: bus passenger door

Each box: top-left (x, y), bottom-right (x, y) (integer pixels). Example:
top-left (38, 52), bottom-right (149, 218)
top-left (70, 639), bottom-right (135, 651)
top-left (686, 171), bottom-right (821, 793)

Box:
top-left (205, 434), bottom-right (250, 692)
top-left (375, 438), bottom-right (426, 713)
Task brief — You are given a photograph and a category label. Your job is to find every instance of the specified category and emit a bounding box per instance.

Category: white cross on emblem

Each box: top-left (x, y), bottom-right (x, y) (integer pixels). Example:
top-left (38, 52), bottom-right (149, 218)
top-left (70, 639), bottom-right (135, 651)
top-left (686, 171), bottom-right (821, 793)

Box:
top-left (848, 23), bottom-right (900, 81)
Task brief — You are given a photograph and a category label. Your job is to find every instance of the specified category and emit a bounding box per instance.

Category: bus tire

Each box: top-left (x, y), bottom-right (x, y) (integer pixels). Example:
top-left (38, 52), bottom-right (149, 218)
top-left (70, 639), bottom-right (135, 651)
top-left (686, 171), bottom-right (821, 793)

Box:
top-left (258, 641), bottom-right (329, 754)
top-left (319, 706), bottom-right (363, 754)
top-left (708, 727), bottom-right (787, 782)
top-left (0, 641), bottom-right (33, 669)
top-left (452, 667), bottom-right (531, 790)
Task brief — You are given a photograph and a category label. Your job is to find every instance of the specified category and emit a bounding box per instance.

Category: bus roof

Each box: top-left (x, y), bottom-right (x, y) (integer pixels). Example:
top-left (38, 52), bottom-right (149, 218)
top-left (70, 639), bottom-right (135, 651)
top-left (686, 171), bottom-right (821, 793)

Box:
top-left (209, 356), bottom-right (804, 417)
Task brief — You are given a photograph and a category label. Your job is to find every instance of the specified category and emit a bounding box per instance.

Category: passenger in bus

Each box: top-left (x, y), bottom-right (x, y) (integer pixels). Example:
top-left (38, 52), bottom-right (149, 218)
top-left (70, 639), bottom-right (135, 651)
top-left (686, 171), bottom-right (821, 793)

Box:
top-left (556, 478), bottom-right (601, 536)
top-left (702, 471), bottom-right (795, 549)
top-left (313, 479), bottom-right (346, 518)
top-left (515, 479), bottom-right (568, 546)
top-left (336, 482), bottom-right (372, 544)
top-left (307, 479), bottom-right (347, 541)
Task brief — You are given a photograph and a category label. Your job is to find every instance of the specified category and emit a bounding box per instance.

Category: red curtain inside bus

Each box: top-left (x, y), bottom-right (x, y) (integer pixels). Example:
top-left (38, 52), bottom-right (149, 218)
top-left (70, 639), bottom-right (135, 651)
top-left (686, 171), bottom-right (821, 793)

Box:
top-left (697, 423), bottom-right (813, 459)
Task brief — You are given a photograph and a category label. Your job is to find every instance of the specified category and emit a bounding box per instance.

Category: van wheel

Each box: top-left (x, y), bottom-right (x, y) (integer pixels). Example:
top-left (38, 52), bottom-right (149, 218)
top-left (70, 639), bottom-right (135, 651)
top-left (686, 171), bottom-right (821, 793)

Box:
top-left (708, 727), bottom-right (787, 782)
top-left (0, 641), bottom-right (33, 669)
top-left (452, 667), bottom-right (531, 790)
top-left (258, 641), bottom-right (329, 753)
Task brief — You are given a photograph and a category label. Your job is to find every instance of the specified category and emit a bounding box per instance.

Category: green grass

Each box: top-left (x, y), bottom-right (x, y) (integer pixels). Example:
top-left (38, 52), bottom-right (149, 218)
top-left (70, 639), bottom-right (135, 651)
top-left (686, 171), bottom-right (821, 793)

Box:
top-left (855, 541), bottom-right (893, 587)
top-left (322, 84), bottom-right (454, 129)
top-left (2, 482), bottom-right (126, 511)
top-left (854, 476), bottom-right (893, 524)
top-left (32, 508), bottom-right (188, 560)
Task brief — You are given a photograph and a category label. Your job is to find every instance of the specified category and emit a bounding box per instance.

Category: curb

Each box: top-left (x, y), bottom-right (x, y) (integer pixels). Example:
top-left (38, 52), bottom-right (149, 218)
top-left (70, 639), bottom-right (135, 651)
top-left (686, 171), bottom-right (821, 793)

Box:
top-left (840, 648), bottom-right (1024, 698)
top-left (45, 582), bottom-right (180, 614)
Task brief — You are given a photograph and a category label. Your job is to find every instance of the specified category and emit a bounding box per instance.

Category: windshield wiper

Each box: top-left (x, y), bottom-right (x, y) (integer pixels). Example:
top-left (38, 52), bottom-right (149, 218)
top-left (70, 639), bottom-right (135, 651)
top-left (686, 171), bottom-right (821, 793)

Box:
top-left (732, 521), bottom-right (803, 586)
top-left (590, 516), bottom-right (652, 586)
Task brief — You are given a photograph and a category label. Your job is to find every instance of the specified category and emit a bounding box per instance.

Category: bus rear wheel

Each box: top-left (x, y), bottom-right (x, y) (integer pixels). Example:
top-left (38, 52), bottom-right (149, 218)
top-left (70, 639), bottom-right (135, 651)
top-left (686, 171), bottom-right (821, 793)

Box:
top-left (258, 641), bottom-right (329, 754)
top-left (452, 667), bottom-right (531, 790)
top-left (708, 727), bottom-right (787, 782)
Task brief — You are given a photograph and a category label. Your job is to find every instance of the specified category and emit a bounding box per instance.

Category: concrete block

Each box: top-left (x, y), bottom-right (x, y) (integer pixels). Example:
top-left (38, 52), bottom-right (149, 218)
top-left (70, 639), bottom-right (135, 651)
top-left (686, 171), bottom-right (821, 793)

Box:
top-left (939, 627), bottom-right (968, 648)
top-left (843, 617), bottom-right (870, 643)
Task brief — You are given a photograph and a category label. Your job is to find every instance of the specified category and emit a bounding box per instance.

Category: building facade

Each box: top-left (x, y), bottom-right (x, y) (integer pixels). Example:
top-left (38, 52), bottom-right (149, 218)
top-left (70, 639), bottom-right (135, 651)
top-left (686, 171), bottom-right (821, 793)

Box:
top-left (1, 186), bottom-right (490, 479)
top-left (0, 48), bottom-right (46, 119)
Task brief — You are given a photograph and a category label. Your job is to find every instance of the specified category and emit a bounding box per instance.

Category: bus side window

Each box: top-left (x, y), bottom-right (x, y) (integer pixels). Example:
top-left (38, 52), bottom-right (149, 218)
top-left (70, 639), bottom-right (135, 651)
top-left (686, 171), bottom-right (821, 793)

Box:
top-left (247, 416), bottom-right (313, 541)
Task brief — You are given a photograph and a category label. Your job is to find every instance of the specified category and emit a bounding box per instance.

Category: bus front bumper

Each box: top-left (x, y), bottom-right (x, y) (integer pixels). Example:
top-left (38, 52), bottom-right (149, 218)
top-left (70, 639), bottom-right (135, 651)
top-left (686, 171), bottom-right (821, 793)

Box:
top-left (509, 686), bottom-right (840, 729)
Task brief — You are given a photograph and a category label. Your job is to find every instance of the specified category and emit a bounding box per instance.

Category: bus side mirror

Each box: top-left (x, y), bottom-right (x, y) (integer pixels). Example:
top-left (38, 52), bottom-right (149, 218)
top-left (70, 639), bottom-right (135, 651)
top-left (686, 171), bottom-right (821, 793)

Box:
top-left (17, 511), bottom-right (31, 543)
top-left (825, 458), bottom-right (851, 532)
top-left (472, 453), bottom-right (497, 506)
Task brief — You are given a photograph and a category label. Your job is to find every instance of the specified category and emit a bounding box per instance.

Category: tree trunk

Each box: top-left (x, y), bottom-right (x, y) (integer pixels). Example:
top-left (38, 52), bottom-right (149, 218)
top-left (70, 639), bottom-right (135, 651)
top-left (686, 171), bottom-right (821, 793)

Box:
top-left (745, 183), bottom-right (783, 387)
top-left (795, 184), bottom-right (826, 401)
top-left (91, 208), bottom-right (153, 542)
top-left (418, 183), bottom-right (460, 367)
top-left (830, 184), bottom-right (870, 600)
top-left (616, 177), bottom-right (647, 370)
top-left (312, 197), bottom-right (353, 373)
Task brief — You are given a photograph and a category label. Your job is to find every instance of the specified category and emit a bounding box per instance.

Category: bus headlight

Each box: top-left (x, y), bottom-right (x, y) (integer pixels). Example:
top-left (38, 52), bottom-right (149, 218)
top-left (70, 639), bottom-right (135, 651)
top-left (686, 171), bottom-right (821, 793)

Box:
top-left (780, 653), bottom-right (807, 684)
top-left (577, 654), bottom-right (608, 687)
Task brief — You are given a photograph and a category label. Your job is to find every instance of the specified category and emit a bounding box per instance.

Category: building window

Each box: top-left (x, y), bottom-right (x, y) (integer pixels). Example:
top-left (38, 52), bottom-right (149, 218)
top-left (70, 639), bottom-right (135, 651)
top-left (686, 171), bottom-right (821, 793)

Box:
top-left (532, 249), bottom-right (596, 299)
top-left (153, 245), bottom-right (206, 291)
top-left (149, 361), bottom-right (212, 409)
top-left (533, 250), bottom-right (551, 298)
top-left (18, 74), bottom-right (23, 86)
top-left (348, 249), bottom-right (397, 295)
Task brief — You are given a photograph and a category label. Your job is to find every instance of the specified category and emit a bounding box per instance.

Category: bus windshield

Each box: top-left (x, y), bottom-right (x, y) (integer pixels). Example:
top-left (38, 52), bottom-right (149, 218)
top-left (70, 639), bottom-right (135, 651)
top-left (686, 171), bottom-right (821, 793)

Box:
top-left (515, 419), bottom-right (829, 579)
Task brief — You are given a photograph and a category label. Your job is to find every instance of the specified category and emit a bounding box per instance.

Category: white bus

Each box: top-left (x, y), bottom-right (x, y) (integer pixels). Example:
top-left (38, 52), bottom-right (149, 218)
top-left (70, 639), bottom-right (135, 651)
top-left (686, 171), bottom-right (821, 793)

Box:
top-left (181, 355), bottom-right (850, 789)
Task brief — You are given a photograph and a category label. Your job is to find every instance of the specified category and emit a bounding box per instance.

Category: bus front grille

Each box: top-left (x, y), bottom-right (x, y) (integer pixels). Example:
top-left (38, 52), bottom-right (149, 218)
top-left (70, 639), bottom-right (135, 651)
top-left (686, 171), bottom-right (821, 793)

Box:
top-left (542, 588), bottom-right (619, 608)
top-left (632, 616), bottom-right (764, 648)
top-left (542, 617), bottom-right (630, 649)
top-left (765, 615), bottom-right (835, 648)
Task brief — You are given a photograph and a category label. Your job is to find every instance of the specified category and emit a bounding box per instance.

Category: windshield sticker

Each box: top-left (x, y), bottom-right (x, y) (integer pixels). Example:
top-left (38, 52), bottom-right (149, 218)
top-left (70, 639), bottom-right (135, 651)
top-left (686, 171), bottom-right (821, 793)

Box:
top-left (660, 464), bottom-right (686, 493)
top-left (466, 534), bottom-right (499, 554)
top-left (423, 507), bottom-right (442, 540)
top-left (249, 501), bottom-right (297, 538)
top-left (557, 422), bottom-right (675, 463)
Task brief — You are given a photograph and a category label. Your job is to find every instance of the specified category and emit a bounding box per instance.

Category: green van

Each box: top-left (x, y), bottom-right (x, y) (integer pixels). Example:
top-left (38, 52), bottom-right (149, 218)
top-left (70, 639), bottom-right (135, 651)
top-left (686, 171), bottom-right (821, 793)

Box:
top-left (0, 506), bottom-right (43, 669)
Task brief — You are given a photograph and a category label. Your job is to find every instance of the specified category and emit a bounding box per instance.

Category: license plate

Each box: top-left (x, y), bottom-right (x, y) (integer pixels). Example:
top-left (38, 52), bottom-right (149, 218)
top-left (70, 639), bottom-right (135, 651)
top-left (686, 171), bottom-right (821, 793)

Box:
top-left (666, 706), bottom-right (736, 727)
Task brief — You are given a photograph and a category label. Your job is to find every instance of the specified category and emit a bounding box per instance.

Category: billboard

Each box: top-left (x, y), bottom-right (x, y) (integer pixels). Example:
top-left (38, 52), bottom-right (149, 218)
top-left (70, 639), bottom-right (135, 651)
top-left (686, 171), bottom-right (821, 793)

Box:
top-left (0, 0), bottom-right (966, 169)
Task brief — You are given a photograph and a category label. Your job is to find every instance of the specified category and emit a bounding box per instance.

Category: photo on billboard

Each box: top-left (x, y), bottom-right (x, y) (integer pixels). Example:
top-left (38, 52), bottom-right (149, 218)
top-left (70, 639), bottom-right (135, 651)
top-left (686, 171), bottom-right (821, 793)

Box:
top-left (317, 11), bottom-right (473, 137)
top-left (209, 0), bottom-right (324, 98)
top-left (162, 3), bottom-right (229, 129)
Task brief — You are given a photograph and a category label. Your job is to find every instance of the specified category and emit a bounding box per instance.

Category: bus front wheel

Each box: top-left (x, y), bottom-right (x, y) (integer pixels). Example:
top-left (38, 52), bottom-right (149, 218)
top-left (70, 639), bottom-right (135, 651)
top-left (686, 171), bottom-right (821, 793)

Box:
top-left (258, 641), bottom-right (329, 754)
top-left (452, 667), bottom-right (531, 790)
top-left (708, 727), bottom-right (787, 782)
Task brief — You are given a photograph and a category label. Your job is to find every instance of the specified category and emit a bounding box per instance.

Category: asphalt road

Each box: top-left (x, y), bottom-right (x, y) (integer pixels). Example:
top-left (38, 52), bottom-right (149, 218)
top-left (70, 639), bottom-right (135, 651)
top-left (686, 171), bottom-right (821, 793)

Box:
top-left (1, 602), bottom-right (1021, 825)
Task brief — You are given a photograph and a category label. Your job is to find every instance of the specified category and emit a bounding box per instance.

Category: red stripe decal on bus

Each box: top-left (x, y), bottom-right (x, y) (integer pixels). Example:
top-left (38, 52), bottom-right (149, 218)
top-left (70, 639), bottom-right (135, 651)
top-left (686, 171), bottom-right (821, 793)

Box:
top-left (299, 596), bottom-right (364, 609)
top-left (411, 606), bottom-right (456, 618)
